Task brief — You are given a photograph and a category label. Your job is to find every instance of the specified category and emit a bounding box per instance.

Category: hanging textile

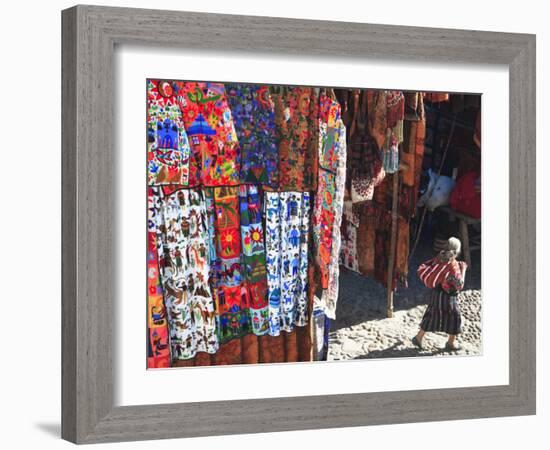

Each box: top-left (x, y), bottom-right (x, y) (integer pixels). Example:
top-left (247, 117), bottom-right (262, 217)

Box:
top-left (310, 91), bottom-right (347, 318)
top-left (154, 187), bottom-right (219, 360)
top-left (271, 86), bottom-right (320, 191)
top-left (213, 186), bottom-right (250, 343)
top-left (146, 188), bottom-right (171, 368)
top-left (382, 91), bottom-right (405, 174)
top-left (226, 84), bottom-right (279, 186)
top-left (349, 133), bottom-right (385, 204)
top-left (340, 200), bottom-right (360, 272)
top-left (423, 92), bottom-right (450, 103)
top-left (147, 80), bottom-right (191, 185)
top-left (265, 192), bottom-right (311, 336)
top-left (317, 98), bottom-right (347, 318)
top-left (238, 185), bottom-right (270, 335)
top-left (176, 82), bottom-right (241, 186)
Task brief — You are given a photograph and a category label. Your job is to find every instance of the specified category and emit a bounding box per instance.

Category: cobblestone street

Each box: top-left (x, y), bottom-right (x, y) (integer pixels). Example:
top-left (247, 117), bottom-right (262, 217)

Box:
top-left (328, 242), bottom-right (482, 360)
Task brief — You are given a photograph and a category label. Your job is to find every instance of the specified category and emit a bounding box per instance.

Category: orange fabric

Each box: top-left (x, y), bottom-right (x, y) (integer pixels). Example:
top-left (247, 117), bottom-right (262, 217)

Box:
top-left (284, 331), bottom-right (299, 362)
top-left (194, 352), bottom-right (212, 366)
top-left (241, 334), bottom-right (260, 364)
top-left (212, 339), bottom-right (242, 365)
top-left (172, 359), bottom-right (195, 368)
top-left (296, 323), bottom-right (313, 362)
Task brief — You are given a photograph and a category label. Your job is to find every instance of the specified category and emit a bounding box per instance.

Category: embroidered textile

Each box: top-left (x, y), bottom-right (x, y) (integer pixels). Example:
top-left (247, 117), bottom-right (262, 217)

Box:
top-left (226, 84), bottom-right (279, 186)
top-left (271, 87), bottom-right (320, 191)
top-left (265, 192), bottom-right (311, 335)
top-left (147, 80), bottom-right (191, 185)
top-left (313, 93), bottom-right (347, 297)
top-left (318, 107), bottom-right (347, 318)
top-left (176, 82), bottom-right (241, 186)
top-left (238, 185), bottom-right (270, 335)
top-left (154, 187), bottom-right (219, 360)
top-left (147, 188), bottom-right (171, 367)
top-left (213, 186), bottom-right (250, 342)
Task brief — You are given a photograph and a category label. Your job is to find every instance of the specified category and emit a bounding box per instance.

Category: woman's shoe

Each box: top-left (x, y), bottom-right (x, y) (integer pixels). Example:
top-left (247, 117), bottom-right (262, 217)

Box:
top-left (412, 336), bottom-right (423, 349)
top-left (444, 341), bottom-right (461, 352)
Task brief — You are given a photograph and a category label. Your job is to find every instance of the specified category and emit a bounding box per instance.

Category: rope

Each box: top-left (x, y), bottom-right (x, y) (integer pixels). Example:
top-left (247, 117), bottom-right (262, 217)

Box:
top-left (409, 112), bottom-right (458, 261)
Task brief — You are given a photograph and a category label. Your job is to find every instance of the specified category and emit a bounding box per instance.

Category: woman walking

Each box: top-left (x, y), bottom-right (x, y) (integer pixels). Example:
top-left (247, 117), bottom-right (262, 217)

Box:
top-left (412, 237), bottom-right (468, 352)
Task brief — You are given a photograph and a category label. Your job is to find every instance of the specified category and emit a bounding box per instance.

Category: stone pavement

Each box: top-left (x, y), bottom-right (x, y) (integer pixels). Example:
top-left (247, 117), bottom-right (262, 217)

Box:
top-left (327, 241), bottom-right (482, 360)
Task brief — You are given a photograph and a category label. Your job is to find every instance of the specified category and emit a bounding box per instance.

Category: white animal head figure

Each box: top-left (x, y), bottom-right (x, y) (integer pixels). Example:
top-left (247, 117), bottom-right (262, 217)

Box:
top-left (418, 169), bottom-right (455, 211)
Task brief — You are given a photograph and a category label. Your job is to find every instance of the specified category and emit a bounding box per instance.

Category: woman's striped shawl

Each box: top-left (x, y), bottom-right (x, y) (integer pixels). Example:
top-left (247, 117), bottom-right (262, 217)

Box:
top-left (417, 256), bottom-right (467, 294)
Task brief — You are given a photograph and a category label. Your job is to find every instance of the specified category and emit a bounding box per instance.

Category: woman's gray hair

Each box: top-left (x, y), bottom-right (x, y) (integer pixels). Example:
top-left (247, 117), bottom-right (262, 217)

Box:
top-left (439, 237), bottom-right (461, 262)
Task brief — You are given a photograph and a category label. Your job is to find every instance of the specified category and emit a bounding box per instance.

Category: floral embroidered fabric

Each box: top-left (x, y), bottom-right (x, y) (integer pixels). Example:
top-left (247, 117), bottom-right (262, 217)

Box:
top-left (271, 86), bottom-right (320, 191)
top-left (226, 84), bottom-right (279, 186)
top-left (176, 82), bottom-right (241, 186)
top-left (238, 185), bottom-right (270, 335)
top-left (212, 186), bottom-right (250, 343)
top-left (147, 80), bottom-right (191, 185)
top-left (316, 95), bottom-right (347, 318)
top-left (313, 93), bottom-right (347, 290)
top-left (147, 188), bottom-right (171, 368)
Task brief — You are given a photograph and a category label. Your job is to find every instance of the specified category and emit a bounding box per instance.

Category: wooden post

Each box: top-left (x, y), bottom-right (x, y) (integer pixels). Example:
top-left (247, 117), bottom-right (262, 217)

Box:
top-left (386, 171), bottom-right (400, 318)
top-left (458, 219), bottom-right (472, 267)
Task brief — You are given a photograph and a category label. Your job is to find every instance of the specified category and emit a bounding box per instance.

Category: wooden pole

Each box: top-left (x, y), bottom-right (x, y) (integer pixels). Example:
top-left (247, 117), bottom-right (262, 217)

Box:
top-left (386, 171), bottom-right (400, 318)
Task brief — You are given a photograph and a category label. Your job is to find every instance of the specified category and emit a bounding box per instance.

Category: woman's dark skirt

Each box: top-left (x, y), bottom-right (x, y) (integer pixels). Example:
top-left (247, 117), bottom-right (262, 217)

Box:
top-left (419, 287), bottom-right (462, 335)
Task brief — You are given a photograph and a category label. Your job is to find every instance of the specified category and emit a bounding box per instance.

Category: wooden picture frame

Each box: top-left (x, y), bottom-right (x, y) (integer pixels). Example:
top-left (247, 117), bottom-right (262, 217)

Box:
top-left (61, 5), bottom-right (536, 444)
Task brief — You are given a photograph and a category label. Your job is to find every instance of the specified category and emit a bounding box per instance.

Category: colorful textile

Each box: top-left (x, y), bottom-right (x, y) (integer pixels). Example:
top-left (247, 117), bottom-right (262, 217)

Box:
top-left (265, 192), bottom-right (311, 336)
top-left (147, 80), bottom-right (191, 185)
top-left (226, 84), bottom-right (279, 186)
top-left (340, 200), bottom-right (360, 272)
top-left (318, 104), bottom-right (347, 318)
top-left (271, 87), bottom-right (319, 191)
top-left (154, 187), bottom-right (219, 360)
top-left (176, 82), bottom-right (241, 186)
top-left (417, 257), bottom-right (467, 295)
top-left (146, 188), bottom-right (171, 368)
top-left (313, 92), bottom-right (347, 294)
top-left (386, 91), bottom-right (405, 129)
top-left (238, 185), bottom-right (270, 335)
top-left (213, 186), bottom-right (250, 342)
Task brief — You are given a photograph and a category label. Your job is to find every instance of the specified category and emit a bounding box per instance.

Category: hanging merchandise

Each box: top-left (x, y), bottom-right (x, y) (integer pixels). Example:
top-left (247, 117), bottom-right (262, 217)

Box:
top-left (340, 200), bottom-right (360, 272)
top-left (271, 86), bottom-right (320, 191)
top-left (238, 185), bottom-right (270, 335)
top-left (153, 187), bottom-right (219, 360)
top-left (212, 186), bottom-right (251, 343)
top-left (381, 91), bottom-right (405, 174)
top-left (147, 80), bottom-right (192, 185)
top-left (423, 92), bottom-right (450, 103)
top-left (449, 171), bottom-right (481, 219)
top-left (146, 188), bottom-right (171, 368)
top-left (312, 91), bottom-right (348, 318)
top-left (176, 81), bottom-right (241, 186)
top-left (349, 133), bottom-right (386, 204)
top-left (313, 92), bottom-right (343, 287)
top-left (381, 131), bottom-right (400, 174)
top-left (264, 192), bottom-right (311, 336)
top-left (226, 84), bottom-right (279, 187)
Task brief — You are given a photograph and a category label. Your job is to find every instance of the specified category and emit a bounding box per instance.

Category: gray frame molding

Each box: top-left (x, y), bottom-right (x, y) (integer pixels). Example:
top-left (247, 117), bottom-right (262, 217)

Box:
top-left (62, 5), bottom-right (536, 444)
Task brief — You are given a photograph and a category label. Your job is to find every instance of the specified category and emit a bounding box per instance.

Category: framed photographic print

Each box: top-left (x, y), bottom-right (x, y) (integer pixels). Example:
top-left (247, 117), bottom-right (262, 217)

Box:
top-left (61, 4), bottom-right (536, 444)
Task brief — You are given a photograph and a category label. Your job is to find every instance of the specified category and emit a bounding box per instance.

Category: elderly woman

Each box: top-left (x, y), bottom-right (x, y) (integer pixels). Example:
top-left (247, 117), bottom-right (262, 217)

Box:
top-left (412, 237), bottom-right (468, 352)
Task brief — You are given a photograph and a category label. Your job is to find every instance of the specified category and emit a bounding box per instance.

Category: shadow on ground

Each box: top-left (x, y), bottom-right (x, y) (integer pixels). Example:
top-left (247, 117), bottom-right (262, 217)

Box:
top-left (332, 237), bottom-right (481, 333)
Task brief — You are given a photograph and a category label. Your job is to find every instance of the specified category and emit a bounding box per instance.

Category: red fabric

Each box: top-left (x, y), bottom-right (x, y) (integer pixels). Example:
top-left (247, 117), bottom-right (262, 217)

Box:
top-left (450, 171), bottom-right (481, 219)
top-left (418, 257), bottom-right (466, 292)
